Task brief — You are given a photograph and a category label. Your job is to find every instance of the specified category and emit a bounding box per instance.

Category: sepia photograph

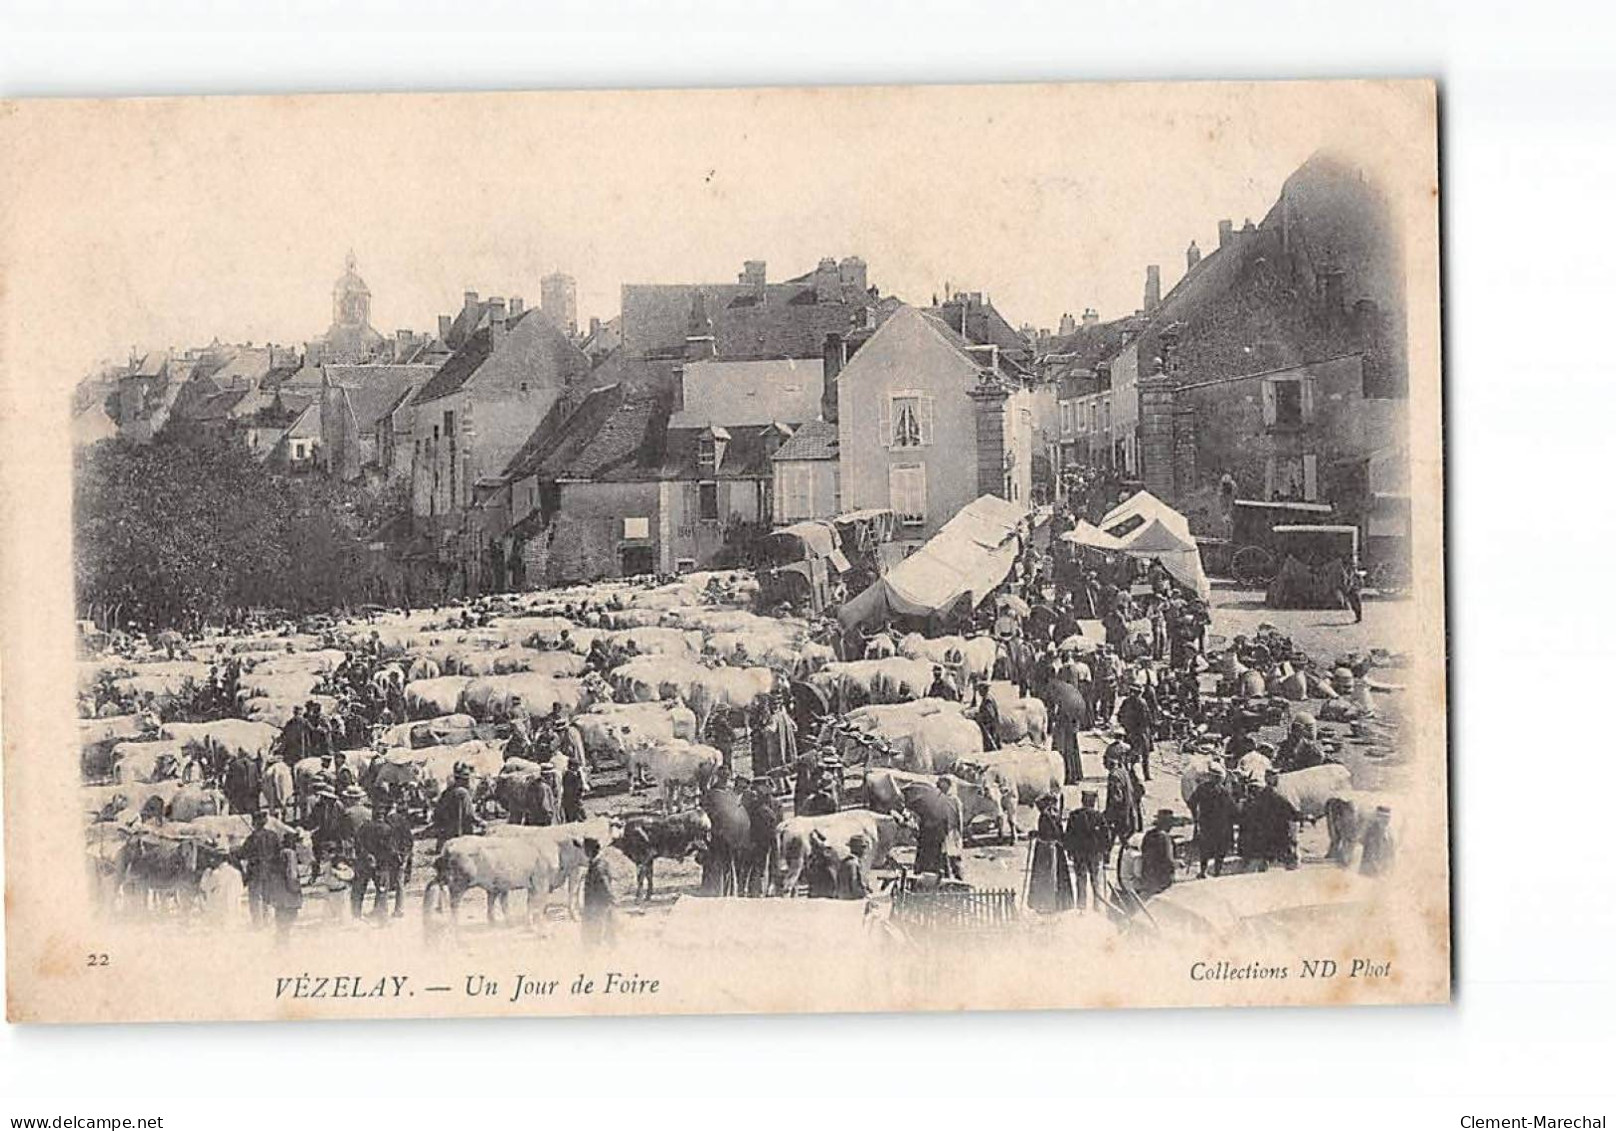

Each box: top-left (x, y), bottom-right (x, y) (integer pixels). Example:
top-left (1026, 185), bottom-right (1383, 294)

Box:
top-left (1, 78), bottom-right (1447, 1025)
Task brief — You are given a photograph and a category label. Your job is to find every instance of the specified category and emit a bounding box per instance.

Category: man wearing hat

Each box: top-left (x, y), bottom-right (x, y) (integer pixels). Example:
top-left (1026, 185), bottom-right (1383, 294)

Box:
top-left (971, 679), bottom-right (1003, 751)
top-left (351, 794), bottom-right (403, 920)
top-left (1117, 671), bottom-right (1157, 781)
top-left (1139, 809), bottom-right (1178, 897)
top-left (1064, 788), bottom-right (1111, 911)
top-left (278, 704), bottom-right (309, 765)
top-left (304, 701), bottom-right (332, 760)
top-left (927, 665), bottom-right (957, 702)
top-left (837, 834), bottom-right (872, 899)
top-left (433, 762), bottom-right (483, 850)
top-left (1189, 760), bottom-right (1239, 878)
top-left (739, 774), bottom-right (782, 897)
top-left (1241, 769), bottom-right (1301, 871)
top-left (1103, 744), bottom-right (1141, 884)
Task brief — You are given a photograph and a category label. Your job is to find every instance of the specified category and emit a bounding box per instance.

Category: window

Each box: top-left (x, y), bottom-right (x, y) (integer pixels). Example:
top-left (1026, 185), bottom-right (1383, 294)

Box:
top-left (623, 516), bottom-right (650, 540)
top-left (1263, 377), bottom-right (1313, 429)
top-left (698, 436), bottom-right (715, 473)
top-left (881, 392), bottom-right (934, 449)
top-left (698, 482), bottom-right (719, 521)
top-left (889, 463), bottom-right (926, 525)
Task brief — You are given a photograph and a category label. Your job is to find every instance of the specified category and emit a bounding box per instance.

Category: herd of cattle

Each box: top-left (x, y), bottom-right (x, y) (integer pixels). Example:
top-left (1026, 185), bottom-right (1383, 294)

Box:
top-left (76, 568), bottom-right (1398, 937)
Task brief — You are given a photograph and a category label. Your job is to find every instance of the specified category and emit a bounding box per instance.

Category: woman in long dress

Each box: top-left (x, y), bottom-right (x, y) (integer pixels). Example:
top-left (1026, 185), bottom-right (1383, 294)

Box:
top-left (1026, 795), bottom-right (1075, 913)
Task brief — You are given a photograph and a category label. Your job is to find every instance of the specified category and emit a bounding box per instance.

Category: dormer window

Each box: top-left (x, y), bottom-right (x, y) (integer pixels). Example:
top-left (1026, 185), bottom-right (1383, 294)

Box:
top-left (699, 426), bottom-right (730, 473)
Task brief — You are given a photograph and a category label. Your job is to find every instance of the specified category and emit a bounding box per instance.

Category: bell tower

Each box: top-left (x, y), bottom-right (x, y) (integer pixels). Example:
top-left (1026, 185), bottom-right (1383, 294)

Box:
top-left (332, 250), bottom-right (372, 328)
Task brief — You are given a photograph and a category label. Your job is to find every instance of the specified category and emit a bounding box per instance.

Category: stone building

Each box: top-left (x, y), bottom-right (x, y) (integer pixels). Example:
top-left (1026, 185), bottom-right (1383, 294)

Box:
top-left (834, 303), bottom-right (1035, 553)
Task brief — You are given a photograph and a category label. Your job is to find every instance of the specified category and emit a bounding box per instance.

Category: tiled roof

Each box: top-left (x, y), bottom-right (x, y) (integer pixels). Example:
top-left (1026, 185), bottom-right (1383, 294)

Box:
top-left (189, 389), bottom-right (249, 422)
top-left (412, 323), bottom-right (498, 403)
top-left (771, 417), bottom-right (837, 462)
top-left (502, 382), bottom-right (626, 482)
top-left (659, 423), bottom-right (787, 480)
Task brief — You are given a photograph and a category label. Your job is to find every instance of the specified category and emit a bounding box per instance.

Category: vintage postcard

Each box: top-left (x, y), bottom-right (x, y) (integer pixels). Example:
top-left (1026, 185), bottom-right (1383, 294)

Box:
top-left (0, 79), bottom-right (1447, 1023)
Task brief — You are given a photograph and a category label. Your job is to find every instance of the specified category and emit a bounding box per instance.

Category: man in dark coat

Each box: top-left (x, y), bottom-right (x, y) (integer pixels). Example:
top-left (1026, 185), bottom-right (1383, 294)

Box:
top-left (237, 810), bottom-right (282, 927)
top-left (1063, 789), bottom-right (1110, 911)
top-left (837, 835), bottom-right (872, 899)
top-left (1189, 762), bottom-right (1239, 878)
top-left (1045, 678), bottom-right (1089, 784)
top-left (1117, 676), bottom-right (1157, 780)
top-left (905, 782), bottom-right (953, 877)
top-left (433, 765), bottom-right (483, 849)
top-left (270, 832), bottom-right (303, 940)
top-left (1139, 809), bottom-right (1177, 897)
top-left (739, 776), bottom-right (782, 896)
top-left (1242, 770), bottom-right (1301, 870)
top-left (972, 680), bottom-right (1003, 751)
top-left (580, 837), bottom-right (615, 948)
top-left (560, 759), bottom-right (587, 824)
top-left (278, 705), bottom-right (308, 765)
top-left (222, 752), bottom-right (262, 816)
top-left (926, 665), bottom-right (957, 702)
top-left (1103, 746), bottom-right (1141, 884)
top-left (700, 783), bottom-right (751, 896)
top-left (351, 797), bottom-right (407, 919)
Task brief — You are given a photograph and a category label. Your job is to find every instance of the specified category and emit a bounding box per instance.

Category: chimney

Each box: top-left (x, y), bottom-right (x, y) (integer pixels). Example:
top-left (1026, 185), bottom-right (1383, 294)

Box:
top-left (740, 260), bottom-right (767, 291)
top-left (487, 297), bottom-right (507, 342)
top-left (463, 290), bottom-right (479, 311)
top-left (1082, 308), bottom-right (1099, 328)
top-left (589, 316), bottom-right (601, 338)
top-left (509, 296), bottom-right (524, 317)
top-left (821, 333), bottom-right (845, 424)
top-left (438, 315), bottom-right (452, 340)
top-left (838, 256), bottom-right (867, 294)
top-left (814, 257), bottom-right (840, 302)
top-left (1217, 220), bottom-right (1234, 249)
top-left (1186, 240), bottom-right (1201, 271)
top-left (1143, 265), bottom-right (1162, 313)
top-left (1057, 313), bottom-right (1077, 336)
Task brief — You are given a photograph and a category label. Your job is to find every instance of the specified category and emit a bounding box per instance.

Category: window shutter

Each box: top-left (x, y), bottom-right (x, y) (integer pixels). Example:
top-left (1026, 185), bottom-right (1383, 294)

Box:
top-left (919, 396), bottom-right (935, 446)
top-left (1303, 453), bottom-right (1318, 501)
top-left (912, 463), bottom-right (926, 520)
top-left (1263, 457), bottom-right (1276, 499)
top-left (1261, 379), bottom-right (1277, 426)
top-left (888, 465), bottom-right (901, 512)
top-left (878, 396), bottom-right (892, 448)
top-left (1300, 377), bottom-right (1316, 424)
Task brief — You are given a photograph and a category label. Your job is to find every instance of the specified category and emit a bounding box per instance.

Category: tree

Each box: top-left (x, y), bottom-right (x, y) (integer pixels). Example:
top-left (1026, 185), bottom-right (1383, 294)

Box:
top-left (74, 431), bottom-right (385, 628)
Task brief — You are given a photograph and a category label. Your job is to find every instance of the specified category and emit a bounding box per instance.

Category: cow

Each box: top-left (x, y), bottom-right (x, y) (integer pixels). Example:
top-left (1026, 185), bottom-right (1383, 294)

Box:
top-left (611, 656), bottom-right (709, 705)
top-left (166, 784), bottom-right (228, 822)
top-left (404, 676), bottom-right (473, 720)
top-left (614, 811), bottom-right (712, 901)
top-left (159, 719), bottom-right (278, 760)
top-left (83, 780), bottom-right (183, 824)
top-left (955, 744), bottom-right (1063, 806)
top-left (864, 769), bottom-right (1010, 843)
top-left (111, 739), bottom-right (187, 785)
top-left (1275, 762), bottom-right (1353, 820)
top-left (898, 634), bottom-right (1000, 687)
top-left (491, 817), bottom-right (611, 916)
top-left (603, 626), bottom-right (703, 656)
top-left (1324, 791), bottom-right (1394, 865)
top-left (377, 713), bottom-right (477, 750)
top-left (406, 656), bottom-right (443, 682)
top-left (425, 833), bottom-right (583, 929)
top-left (777, 810), bottom-right (901, 894)
top-left (686, 666), bottom-right (776, 736)
top-left (115, 831), bottom-right (228, 913)
top-left (984, 681), bottom-right (1050, 748)
top-left (80, 714), bottom-right (149, 748)
top-left (573, 702), bottom-right (698, 767)
top-left (459, 673), bottom-right (593, 722)
top-left (624, 739), bottom-right (723, 809)
top-left (260, 759), bottom-right (296, 819)
top-left (902, 711), bottom-right (987, 775)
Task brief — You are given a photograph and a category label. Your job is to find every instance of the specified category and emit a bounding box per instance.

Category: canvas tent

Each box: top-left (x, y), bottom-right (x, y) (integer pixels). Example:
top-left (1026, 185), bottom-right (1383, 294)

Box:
top-left (1098, 490), bottom-right (1212, 600)
top-left (837, 494), bottom-right (1027, 629)
top-left (1059, 520), bottom-right (1126, 551)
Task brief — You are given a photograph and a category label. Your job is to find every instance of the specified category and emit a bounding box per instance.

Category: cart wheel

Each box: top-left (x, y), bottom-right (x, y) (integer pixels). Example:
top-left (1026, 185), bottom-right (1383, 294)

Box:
top-left (1230, 546), bottom-right (1277, 587)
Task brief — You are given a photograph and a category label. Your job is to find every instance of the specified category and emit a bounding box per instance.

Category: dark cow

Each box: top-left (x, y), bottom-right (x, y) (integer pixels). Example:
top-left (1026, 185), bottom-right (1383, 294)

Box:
top-left (613, 811), bottom-right (712, 901)
top-left (115, 832), bottom-right (227, 913)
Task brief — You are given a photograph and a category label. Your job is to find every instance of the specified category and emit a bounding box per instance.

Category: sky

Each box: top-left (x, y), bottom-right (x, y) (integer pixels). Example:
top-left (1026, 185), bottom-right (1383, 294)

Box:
top-left (0, 80), bottom-right (1433, 389)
